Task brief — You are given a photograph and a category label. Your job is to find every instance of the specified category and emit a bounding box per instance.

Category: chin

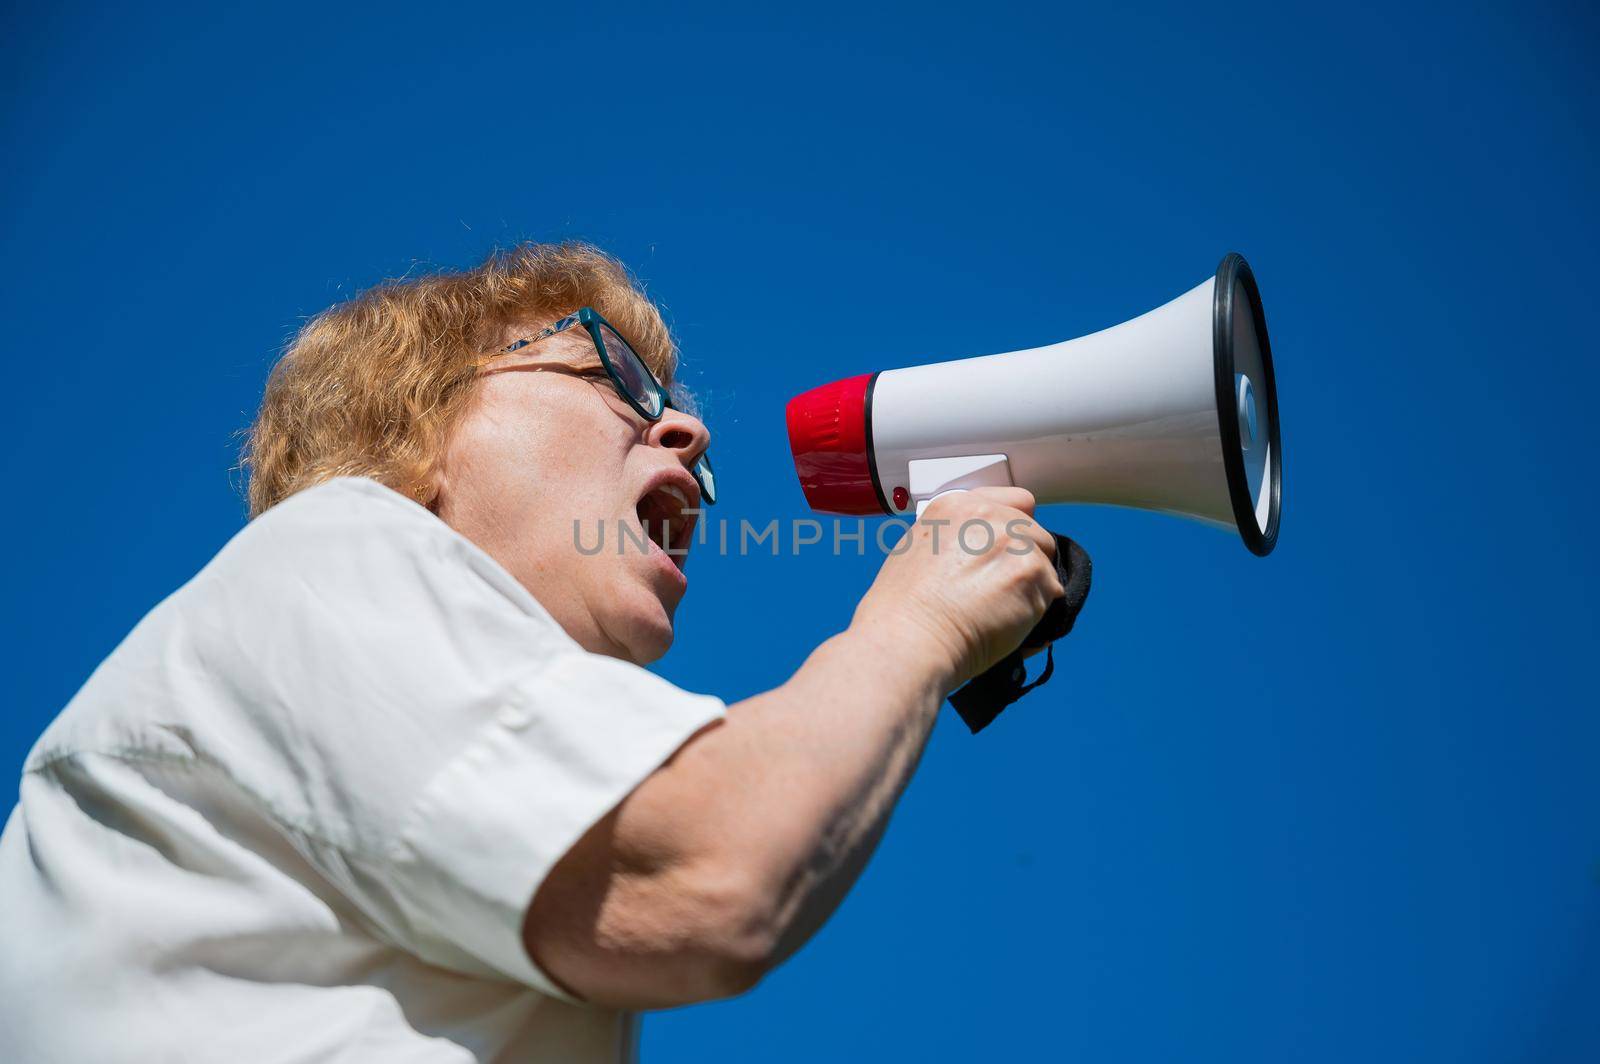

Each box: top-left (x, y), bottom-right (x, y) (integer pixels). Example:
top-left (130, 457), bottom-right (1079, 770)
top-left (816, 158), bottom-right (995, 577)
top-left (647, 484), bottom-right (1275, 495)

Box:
top-left (632, 626), bottom-right (674, 664)
top-left (618, 613), bottom-right (674, 665)
top-left (604, 586), bottom-right (678, 664)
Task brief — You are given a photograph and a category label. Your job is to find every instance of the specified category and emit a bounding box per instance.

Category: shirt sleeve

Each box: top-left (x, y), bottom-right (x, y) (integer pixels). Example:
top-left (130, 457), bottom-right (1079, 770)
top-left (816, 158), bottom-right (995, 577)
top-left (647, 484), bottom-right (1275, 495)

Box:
top-left (179, 478), bottom-right (726, 1000)
top-left (384, 652), bottom-right (725, 998)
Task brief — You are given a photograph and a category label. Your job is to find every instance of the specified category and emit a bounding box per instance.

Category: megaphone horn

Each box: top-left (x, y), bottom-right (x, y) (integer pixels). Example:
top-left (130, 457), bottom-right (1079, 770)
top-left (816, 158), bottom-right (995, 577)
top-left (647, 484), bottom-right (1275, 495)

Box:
top-left (785, 252), bottom-right (1283, 555)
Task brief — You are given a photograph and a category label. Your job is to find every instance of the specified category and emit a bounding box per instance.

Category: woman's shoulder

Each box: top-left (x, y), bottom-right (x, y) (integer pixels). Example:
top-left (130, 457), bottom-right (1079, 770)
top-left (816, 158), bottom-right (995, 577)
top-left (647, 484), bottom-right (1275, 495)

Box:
top-left (25, 475), bottom-right (574, 776)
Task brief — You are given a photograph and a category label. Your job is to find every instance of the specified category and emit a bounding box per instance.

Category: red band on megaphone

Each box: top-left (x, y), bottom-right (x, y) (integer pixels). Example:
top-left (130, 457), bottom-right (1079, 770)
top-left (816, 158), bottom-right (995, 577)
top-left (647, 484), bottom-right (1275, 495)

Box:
top-left (785, 372), bottom-right (886, 515)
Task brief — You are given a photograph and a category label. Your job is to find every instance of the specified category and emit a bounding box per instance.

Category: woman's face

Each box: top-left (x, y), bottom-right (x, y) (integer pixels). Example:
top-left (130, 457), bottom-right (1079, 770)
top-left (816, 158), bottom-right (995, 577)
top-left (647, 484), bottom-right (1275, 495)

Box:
top-left (434, 324), bottom-right (710, 664)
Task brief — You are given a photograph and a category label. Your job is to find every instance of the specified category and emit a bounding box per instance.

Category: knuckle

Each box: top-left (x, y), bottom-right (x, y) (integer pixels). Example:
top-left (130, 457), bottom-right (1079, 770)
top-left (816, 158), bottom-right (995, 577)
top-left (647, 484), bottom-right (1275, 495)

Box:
top-left (1028, 552), bottom-right (1056, 582)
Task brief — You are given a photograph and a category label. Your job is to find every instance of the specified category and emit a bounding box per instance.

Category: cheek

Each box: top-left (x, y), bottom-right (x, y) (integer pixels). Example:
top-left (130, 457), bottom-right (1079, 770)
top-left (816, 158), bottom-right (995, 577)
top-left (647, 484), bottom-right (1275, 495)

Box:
top-left (539, 422), bottom-right (637, 520)
top-left (449, 384), bottom-right (635, 522)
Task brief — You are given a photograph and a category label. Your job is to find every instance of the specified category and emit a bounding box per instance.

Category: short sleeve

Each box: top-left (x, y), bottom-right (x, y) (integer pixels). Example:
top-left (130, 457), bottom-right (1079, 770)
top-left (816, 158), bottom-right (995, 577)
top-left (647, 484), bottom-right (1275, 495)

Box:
top-left (115, 477), bottom-right (727, 1001)
top-left (383, 652), bottom-right (725, 999)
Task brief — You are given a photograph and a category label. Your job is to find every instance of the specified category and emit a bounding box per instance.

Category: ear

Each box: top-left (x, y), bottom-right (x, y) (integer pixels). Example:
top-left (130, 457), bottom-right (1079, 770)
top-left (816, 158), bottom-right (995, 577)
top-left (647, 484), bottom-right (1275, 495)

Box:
top-left (415, 463), bottom-right (447, 515)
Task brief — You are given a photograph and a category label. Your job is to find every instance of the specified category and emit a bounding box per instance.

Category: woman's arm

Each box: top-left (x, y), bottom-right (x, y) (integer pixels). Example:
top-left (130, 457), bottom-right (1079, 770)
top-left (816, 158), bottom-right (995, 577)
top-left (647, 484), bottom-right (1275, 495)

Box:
top-left (523, 488), bottom-right (1061, 1009)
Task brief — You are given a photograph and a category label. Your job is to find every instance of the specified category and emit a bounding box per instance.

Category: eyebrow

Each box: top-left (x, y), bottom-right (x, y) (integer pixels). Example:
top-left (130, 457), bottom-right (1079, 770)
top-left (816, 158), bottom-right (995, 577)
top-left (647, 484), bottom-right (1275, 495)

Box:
top-left (519, 337), bottom-right (603, 370)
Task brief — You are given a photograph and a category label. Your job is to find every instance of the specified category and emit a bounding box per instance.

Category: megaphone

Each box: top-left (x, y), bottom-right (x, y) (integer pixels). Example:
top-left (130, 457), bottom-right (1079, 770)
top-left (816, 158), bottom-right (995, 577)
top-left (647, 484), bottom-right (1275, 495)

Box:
top-left (785, 252), bottom-right (1282, 555)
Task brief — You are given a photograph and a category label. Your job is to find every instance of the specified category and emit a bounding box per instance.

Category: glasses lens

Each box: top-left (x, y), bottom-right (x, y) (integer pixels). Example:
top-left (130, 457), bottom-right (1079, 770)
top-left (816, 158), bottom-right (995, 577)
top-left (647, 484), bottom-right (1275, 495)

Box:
top-left (692, 451), bottom-right (717, 506)
top-left (597, 323), bottom-right (665, 418)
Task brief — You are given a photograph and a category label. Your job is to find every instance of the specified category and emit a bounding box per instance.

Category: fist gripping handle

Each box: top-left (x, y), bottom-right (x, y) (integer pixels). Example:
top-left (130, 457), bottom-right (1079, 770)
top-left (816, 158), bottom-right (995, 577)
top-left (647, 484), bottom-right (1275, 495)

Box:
top-left (948, 532), bottom-right (1092, 734)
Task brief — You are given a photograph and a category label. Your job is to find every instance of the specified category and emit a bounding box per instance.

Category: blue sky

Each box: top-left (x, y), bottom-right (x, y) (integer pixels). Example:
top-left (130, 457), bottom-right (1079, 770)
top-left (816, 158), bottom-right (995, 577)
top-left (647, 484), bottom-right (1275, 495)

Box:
top-left (4, 2), bottom-right (1597, 1060)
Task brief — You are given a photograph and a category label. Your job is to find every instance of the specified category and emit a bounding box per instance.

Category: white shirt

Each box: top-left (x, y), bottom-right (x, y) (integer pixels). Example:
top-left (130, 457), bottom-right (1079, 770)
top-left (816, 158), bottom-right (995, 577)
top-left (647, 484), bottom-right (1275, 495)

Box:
top-left (0, 477), bottom-right (727, 1063)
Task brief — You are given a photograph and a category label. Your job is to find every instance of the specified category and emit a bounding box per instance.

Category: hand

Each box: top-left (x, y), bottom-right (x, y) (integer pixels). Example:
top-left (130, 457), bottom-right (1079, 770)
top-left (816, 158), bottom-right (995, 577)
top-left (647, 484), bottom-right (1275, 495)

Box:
top-left (851, 487), bottom-right (1065, 691)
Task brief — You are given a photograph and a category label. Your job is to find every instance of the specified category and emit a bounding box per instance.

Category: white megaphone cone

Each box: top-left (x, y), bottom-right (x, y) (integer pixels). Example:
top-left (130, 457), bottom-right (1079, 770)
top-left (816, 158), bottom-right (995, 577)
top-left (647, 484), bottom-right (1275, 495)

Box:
top-left (785, 252), bottom-right (1283, 555)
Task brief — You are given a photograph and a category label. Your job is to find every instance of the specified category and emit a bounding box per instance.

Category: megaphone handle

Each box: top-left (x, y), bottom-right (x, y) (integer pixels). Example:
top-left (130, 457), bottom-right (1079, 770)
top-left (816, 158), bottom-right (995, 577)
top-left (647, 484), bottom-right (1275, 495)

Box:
top-left (948, 531), bottom-right (1093, 734)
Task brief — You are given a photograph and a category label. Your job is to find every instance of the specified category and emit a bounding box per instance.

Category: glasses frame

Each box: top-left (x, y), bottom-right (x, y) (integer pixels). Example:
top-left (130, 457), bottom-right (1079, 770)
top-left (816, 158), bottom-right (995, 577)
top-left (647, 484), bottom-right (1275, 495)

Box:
top-left (485, 307), bottom-right (717, 505)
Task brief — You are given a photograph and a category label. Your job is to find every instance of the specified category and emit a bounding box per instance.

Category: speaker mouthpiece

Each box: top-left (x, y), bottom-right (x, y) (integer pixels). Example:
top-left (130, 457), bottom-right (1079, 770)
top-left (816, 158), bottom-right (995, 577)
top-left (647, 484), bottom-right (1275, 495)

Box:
top-left (785, 372), bottom-right (886, 515)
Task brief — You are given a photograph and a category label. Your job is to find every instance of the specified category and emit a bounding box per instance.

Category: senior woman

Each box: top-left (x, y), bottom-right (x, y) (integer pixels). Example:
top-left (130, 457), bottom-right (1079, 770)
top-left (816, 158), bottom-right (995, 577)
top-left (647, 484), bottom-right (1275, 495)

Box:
top-left (0, 242), bottom-right (1061, 1062)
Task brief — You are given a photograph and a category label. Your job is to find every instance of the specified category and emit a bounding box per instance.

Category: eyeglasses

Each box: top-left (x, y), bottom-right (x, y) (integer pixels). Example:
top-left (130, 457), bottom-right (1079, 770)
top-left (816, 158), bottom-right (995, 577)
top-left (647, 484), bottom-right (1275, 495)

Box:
top-left (481, 307), bottom-right (717, 505)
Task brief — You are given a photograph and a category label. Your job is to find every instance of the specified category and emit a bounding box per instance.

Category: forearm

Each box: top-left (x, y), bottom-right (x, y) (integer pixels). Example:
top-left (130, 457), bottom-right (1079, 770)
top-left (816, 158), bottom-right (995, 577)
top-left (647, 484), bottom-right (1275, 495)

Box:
top-left (646, 620), bottom-right (957, 967)
top-left (525, 619), bottom-right (958, 1008)
top-left (528, 492), bottom-right (1061, 1007)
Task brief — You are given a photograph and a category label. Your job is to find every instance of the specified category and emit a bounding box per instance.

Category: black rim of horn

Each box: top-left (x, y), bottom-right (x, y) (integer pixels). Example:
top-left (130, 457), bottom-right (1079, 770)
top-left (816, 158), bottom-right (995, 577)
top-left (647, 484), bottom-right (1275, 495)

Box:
top-left (1213, 251), bottom-right (1282, 557)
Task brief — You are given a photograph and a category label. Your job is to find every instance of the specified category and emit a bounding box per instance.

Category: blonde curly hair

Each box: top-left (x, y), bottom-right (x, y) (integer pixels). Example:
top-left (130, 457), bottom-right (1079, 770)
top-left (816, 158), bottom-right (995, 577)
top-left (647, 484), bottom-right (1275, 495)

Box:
top-left (242, 242), bottom-right (677, 517)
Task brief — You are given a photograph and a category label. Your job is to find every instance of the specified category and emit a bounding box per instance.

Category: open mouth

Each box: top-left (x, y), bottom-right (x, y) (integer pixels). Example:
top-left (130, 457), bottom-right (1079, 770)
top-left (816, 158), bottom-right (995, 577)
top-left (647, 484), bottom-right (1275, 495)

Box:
top-left (634, 478), bottom-right (699, 563)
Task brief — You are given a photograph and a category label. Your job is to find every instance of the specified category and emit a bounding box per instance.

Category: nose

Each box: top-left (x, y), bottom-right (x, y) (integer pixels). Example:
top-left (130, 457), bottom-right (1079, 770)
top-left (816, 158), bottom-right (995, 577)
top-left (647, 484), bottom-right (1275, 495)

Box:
top-left (647, 406), bottom-right (712, 469)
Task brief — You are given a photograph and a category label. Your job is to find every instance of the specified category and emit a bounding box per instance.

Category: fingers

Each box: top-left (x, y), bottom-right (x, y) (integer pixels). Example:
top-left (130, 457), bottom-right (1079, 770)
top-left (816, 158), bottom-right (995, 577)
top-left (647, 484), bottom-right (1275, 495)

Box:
top-left (922, 488), bottom-right (1056, 561)
top-left (869, 485), bottom-right (1073, 684)
top-left (965, 486), bottom-right (1036, 515)
top-left (1009, 515), bottom-right (1057, 562)
top-left (961, 489), bottom-right (1063, 596)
